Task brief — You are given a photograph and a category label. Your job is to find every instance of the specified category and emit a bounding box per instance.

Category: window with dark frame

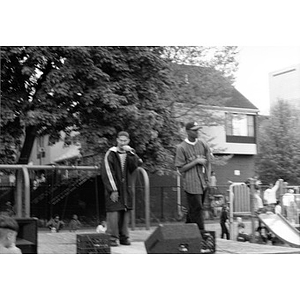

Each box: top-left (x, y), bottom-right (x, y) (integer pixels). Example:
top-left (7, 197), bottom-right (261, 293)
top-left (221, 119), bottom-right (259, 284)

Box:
top-left (225, 113), bottom-right (256, 143)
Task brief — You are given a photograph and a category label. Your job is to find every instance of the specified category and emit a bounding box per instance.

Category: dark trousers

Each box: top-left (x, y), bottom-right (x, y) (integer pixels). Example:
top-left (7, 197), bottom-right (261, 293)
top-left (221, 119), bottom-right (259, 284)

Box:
top-left (106, 210), bottom-right (130, 242)
top-left (220, 223), bottom-right (230, 240)
top-left (185, 192), bottom-right (205, 231)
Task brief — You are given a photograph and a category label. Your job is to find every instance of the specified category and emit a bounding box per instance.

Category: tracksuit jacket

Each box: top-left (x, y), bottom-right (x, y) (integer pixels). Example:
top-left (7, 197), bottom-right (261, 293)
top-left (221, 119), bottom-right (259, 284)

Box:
top-left (101, 146), bottom-right (140, 212)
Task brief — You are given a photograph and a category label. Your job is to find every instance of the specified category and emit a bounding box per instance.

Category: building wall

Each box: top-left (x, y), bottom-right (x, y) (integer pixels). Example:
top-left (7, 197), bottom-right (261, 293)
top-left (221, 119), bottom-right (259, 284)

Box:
top-left (29, 132), bottom-right (81, 165)
top-left (201, 114), bottom-right (257, 155)
top-left (30, 135), bottom-right (50, 165)
top-left (212, 154), bottom-right (256, 185)
top-left (176, 105), bottom-right (257, 155)
top-left (269, 64), bottom-right (300, 109)
top-left (149, 154), bottom-right (255, 188)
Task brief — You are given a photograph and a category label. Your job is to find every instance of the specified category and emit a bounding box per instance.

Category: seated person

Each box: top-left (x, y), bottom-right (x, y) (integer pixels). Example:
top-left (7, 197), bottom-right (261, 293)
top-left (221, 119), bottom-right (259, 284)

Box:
top-left (46, 215), bottom-right (64, 232)
top-left (96, 221), bottom-right (107, 233)
top-left (69, 214), bottom-right (82, 232)
top-left (236, 217), bottom-right (250, 242)
top-left (0, 214), bottom-right (22, 254)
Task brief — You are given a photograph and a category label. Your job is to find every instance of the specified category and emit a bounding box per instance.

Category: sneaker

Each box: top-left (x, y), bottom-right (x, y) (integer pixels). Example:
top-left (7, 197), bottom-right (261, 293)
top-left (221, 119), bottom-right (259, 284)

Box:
top-left (110, 240), bottom-right (119, 247)
top-left (120, 238), bottom-right (131, 246)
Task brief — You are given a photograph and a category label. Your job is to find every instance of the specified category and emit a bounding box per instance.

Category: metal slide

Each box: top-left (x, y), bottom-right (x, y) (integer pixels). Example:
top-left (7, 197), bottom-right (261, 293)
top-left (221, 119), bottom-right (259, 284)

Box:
top-left (258, 213), bottom-right (300, 248)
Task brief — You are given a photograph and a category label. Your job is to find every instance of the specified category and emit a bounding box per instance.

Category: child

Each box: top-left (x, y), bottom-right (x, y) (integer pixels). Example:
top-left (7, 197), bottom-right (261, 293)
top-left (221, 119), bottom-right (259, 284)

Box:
top-left (236, 217), bottom-right (250, 242)
top-left (0, 215), bottom-right (22, 254)
top-left (254, 185), bottom-right (264, 213)
top-left (220, 205), bottom-right (230, 240)
top-left (96, 221), bottom-right (107, 233)
top-left (69, 214), bottom-right (81, 232)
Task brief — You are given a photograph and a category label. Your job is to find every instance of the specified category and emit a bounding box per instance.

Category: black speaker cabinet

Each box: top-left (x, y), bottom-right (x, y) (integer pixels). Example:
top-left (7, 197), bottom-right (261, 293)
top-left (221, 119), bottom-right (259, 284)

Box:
top-left (15, 218), bottom-right (38, 254)
top-left (144, 223), bottom-right (202, 254)
top-left (77, 233), bottom-right (111, 254)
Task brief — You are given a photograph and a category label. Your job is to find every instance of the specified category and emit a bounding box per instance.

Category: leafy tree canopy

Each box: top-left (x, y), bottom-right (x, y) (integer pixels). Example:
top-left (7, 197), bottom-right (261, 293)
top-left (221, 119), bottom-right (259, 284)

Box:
top-left (1, 46), bottom-right (179, 172)
top-left (1, 46), bottom-right (239, 173)
top-left (256, 100), bottom-right (300, 185)
top-left (163, 46), bottom-right (239, 130)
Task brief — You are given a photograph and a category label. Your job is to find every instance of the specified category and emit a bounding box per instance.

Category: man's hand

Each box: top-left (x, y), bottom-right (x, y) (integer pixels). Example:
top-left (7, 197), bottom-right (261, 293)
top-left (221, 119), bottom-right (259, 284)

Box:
top-left (122, 145), bottom-right (134, 152)
top-left (194, 156), bottom-right (207, 165)
top-left (110, 191), bottom-right (119, 202)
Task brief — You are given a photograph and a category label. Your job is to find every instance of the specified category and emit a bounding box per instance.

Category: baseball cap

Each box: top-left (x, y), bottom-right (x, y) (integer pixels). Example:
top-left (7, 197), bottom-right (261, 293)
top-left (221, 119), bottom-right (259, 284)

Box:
top-left (185, 121), bottom-right (201, 131)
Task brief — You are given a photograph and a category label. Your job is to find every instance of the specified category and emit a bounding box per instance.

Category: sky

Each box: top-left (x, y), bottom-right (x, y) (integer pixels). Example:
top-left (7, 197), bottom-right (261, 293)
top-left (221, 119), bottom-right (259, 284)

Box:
top-left (234, 46), bottom-right (300, 115)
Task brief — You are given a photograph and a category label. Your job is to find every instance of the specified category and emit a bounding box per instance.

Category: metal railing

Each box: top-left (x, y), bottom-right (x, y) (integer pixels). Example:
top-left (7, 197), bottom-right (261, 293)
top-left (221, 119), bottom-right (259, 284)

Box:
top-left (131, 167), bottom-right (150, 230)
top-left (0, 165), bottom-right (151, 231)
top-left (0, 164), bottom-right (99, 218)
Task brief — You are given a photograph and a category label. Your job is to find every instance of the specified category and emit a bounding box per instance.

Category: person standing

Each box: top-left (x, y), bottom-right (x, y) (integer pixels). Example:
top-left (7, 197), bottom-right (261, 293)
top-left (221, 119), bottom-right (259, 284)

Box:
top-left (210, 171), bottom-right (217, 189)
top-left (253, 185), bottom-right (264, 213)
top-left (220, 205), bottom-right (230, 239)
top-left (101, 131), bottom-right (142, 247)
top-left (9, 173), bottom-right (16, 187)
top-left (175, 121), bottom-right (212, 231)
top-left (283, 189), bottom-right (297, 223)
top-left (263, 180), bottom-right (280, 209)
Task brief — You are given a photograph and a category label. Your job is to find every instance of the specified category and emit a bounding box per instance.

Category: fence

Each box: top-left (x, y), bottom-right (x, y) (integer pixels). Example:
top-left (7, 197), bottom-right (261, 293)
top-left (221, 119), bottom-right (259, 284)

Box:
top-left (0, 165), bottom-right (102, 219)
top-left (8, 164), bottom-right (299, 234)
top-left (0, 165), bottom-right (151, 230)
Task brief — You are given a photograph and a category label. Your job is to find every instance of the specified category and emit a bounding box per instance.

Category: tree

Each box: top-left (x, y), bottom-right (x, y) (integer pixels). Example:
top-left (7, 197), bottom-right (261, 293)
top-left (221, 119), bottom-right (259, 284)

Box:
top-left (162, 47), bottom-right (239, 128)
top-left (255, 100), bottom-right (300, 184)
top-left (1, 46), bottom-right (239, 174)
top-left (0, 46), bottom-right (180, 172)
top-left (162, 46), bottom-right (238, 83)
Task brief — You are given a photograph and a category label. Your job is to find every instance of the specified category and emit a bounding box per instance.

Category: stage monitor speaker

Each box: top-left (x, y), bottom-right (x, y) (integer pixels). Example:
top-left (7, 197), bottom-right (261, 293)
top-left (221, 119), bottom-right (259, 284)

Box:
top-left (144, 223), bottom-right (202, 254)
top-left (15, 218), bottom-right (38, 254)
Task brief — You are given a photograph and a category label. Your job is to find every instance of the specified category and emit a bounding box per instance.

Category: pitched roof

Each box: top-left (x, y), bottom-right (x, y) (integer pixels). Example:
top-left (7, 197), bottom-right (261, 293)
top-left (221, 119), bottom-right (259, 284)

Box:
top-left (223, 87), bottom-right (258, 110)
top-left (172, 63), bottom-right (258, 111)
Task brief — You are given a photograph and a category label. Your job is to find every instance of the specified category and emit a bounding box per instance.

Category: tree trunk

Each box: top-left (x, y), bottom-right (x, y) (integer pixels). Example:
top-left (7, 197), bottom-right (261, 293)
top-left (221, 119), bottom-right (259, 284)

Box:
top-left (17, 125), bottom-right (37, 164)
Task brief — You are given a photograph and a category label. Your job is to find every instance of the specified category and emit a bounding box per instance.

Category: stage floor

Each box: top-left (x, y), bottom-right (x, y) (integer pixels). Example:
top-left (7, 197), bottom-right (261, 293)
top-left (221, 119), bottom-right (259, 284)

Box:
top-left (37, 223), bottom-right (300, 254)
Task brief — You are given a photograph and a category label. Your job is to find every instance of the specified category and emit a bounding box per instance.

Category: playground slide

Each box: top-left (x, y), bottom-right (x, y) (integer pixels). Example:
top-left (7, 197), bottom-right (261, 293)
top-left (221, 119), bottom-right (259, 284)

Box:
top-left (258, 213), bottom-right (300, 248)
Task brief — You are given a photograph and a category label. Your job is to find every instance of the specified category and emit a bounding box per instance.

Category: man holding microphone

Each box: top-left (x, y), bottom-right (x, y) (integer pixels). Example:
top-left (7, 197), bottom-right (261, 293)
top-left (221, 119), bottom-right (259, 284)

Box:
top-left (102, 131), bottom-right (142, 247)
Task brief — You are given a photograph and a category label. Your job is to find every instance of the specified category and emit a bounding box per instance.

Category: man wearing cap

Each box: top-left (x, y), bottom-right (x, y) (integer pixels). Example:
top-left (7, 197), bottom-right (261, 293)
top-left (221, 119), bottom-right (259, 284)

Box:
top-left (175, 121), bottom-right (212, 231)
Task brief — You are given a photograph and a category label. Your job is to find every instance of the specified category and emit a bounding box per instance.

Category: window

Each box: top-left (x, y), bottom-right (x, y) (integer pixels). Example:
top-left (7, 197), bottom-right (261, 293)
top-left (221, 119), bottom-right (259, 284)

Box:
top-left (225, 113), bottom-right (256, 143)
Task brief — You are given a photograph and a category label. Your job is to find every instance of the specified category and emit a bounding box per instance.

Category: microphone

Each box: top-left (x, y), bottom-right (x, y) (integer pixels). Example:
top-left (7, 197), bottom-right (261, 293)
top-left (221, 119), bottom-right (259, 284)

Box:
top-left (123, 146), bottom-right (135, 154)
top-left (123, 146), bottom-right (143, 164)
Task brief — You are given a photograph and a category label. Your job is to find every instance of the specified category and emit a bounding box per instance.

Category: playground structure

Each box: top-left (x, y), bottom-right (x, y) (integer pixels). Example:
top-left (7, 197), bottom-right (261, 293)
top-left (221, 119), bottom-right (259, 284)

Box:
top-left (228, 179), bottom-right (300, 247)
top-left (0, 164), bottom-right (150, 230)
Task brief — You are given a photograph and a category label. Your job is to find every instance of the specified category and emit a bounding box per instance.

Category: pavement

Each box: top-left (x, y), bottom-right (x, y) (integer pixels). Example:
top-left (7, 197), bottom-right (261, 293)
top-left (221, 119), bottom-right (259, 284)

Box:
top-left (37, 221), bottom-right (300, 254)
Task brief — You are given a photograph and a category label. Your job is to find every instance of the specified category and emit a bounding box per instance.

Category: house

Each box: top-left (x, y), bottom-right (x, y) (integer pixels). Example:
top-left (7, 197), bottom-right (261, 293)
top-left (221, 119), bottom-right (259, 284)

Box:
top-left (29, 131), bottom-right (81, 166)
top-left (172, 64), bottom-right (259, 186)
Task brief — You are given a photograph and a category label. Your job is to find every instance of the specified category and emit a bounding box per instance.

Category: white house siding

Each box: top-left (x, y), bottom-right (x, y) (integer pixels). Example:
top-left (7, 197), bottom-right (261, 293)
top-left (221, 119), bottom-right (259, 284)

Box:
top-left (176, 106), bottom-right (258, 155)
